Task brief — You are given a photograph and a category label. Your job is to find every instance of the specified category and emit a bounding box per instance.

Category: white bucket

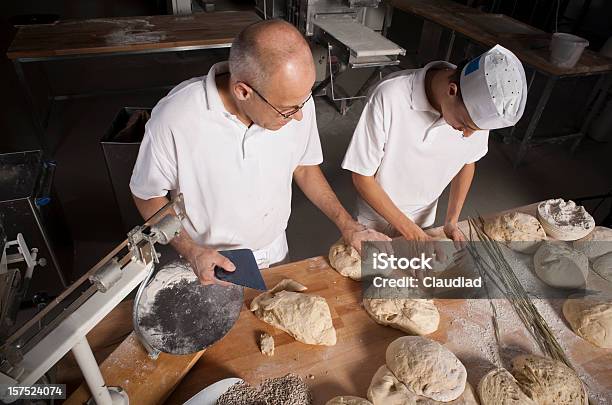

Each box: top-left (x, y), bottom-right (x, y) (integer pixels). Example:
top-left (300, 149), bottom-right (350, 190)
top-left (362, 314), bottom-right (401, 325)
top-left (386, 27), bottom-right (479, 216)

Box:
top-left (550, 33), bottom-right (589, 68)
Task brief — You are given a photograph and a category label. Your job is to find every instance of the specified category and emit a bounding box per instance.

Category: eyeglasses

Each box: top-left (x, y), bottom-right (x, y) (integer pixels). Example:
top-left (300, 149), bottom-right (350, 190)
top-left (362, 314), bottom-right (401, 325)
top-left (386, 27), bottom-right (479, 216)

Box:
top-left (245, 83), bottom-right (312, 119)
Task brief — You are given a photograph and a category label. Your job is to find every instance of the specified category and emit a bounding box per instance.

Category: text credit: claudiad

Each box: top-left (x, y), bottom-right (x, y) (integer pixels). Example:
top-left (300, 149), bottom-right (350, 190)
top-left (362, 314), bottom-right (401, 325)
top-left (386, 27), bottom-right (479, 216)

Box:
top-left (370, 252), bottom-right (482, 288)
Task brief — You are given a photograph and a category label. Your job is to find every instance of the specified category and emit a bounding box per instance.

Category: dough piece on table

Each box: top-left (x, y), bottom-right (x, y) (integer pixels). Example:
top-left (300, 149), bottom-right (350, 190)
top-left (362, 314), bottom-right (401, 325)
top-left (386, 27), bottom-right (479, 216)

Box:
top-left (430, 237), bottom-right (461, 273)
top-left (573, 226), bottom-right (612, 260)
top-left (592, 252), bottom-right (612, 283)
top-left (329, 239), bottom-right (362, 280)
top-left (533, 242), bottom-right (588, 289)
top-left (363, 298), bottom-right (439, 335)
top-left (250, 279), bottom-right (336, 346)
top-left (477, 368), bottom-right (535, 405)
top-left (511, 354), bottom-right (587, 405)
top-left (385, 336), bottom-right (467, 402)
top-left (563, 295), bottom-right (612, 349)
top-left (367, 365), bottom-right (478, 405)
top-left (484, 212), bottom-right (547, 253)
top-left (367, 365), bottom-right (418, 405)
top-left (325, 396), bottom-right (373, 405)
top-left (259, 332), bottom-right (275, 356)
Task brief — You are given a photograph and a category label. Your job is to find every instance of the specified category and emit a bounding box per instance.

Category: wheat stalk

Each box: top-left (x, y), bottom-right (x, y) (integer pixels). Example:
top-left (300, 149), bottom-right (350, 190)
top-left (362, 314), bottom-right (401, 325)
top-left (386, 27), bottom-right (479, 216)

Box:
top-left (465, 216), bottom-right (572, 368)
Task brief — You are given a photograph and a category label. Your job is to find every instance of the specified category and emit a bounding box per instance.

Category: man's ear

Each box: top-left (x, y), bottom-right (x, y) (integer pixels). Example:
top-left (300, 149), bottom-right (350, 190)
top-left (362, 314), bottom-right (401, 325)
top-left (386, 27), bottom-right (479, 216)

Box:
top-left (233, 82), bottom-right (252, 101)
top-left (448, 82), bottom-right (459, 97)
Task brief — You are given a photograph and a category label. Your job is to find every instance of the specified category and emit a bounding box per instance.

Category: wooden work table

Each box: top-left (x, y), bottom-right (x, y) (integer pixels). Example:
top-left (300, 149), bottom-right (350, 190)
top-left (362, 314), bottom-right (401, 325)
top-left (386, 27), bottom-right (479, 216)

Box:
top-left (63, 203), bottom-right (611, 403)
top-left (6, 11), bottom-right (261, 153)
top-left (389, 0), bottom-right (612, 78)
top-left (7, 11), bottom-right (261, 60)
top-left (158, 203), bottom-right (611, 404)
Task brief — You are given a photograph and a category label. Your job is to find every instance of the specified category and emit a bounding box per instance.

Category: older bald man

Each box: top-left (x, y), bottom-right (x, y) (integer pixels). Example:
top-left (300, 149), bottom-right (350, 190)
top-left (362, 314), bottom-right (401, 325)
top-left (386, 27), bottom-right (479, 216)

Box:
top-left (129, 19), bottom-right (390, 284)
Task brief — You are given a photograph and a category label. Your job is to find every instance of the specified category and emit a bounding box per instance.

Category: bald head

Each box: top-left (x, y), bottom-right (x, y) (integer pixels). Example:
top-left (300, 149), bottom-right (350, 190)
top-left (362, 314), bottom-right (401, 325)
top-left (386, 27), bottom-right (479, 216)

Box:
top-left (229, 19), bottom-right (314, 91)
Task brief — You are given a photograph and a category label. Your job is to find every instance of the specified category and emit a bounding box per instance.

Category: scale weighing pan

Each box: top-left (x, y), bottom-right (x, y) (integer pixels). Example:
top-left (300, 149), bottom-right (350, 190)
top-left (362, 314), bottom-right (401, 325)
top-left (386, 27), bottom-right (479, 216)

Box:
top-left (134, 260), bottom-right (243, 355)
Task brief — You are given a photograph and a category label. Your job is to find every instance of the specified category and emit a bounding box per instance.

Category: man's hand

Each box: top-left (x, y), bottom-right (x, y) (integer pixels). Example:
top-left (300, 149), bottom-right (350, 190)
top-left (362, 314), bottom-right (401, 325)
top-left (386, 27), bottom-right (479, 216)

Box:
top-left (341, 221), bottom-right (391, 254)
top-left (185, 245), bottom-right (236, 285)
top-left (399, 221), bottom-right (432, 241)
top-left (444, 222), bottom-right (466, 248)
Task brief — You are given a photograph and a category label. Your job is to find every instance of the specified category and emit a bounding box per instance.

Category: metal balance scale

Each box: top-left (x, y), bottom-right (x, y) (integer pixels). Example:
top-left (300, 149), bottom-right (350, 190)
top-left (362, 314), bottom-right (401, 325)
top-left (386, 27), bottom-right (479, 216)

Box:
top-left (0, 195), bottom-right (231, 405)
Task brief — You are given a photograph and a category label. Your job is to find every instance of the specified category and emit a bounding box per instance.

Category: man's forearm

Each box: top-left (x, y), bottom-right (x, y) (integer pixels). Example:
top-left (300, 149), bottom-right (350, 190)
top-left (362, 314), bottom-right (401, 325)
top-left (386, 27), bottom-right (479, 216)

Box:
top-left (132, 194), bottom-right (197, 258)
top-left (445, 163), bottom-right (475, 224)
top-left (352, 173), bottom-right (424, 238)
top-left (292, 165), bottom-right (358, 232)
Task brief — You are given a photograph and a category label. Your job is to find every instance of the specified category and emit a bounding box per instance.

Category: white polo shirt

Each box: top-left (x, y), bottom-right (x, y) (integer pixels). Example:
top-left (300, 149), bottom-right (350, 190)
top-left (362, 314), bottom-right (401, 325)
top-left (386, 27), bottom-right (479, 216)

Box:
top-left (130, 62), bottom-right (323, 266)
top-left (342, 61), bottom-right (489, 232)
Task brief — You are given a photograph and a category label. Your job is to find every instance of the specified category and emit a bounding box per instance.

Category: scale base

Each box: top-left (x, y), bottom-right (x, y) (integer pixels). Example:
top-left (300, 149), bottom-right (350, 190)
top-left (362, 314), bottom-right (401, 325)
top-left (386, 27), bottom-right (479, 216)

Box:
top-left (86, 386), bottom-right (129, 405)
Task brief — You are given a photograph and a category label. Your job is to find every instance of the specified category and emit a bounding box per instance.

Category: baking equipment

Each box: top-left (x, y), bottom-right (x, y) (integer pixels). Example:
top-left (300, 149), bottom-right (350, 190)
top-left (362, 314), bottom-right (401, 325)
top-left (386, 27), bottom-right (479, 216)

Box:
top-left (256, 0), bottom-right (405, 113)
top-left (0, 196), bottom-right (185, 405)
top-left (0, 150), bottom-right (70, 299)
top-left (134, 261), bottom-right (244, 356)
top-left (215, 249), bottom-right (267, 291)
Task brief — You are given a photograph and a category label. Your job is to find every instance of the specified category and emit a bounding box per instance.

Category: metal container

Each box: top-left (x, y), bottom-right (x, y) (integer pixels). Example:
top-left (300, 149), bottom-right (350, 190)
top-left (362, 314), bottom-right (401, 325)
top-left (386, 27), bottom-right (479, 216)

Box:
top-left (101, 107), bottom-right (152, 233)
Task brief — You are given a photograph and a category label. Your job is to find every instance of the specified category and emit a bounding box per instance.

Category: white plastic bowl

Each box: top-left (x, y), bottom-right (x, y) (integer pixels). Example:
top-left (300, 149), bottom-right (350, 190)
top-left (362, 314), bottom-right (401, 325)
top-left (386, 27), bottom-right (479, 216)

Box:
top-left (550, 33), bottom-right (589, 68)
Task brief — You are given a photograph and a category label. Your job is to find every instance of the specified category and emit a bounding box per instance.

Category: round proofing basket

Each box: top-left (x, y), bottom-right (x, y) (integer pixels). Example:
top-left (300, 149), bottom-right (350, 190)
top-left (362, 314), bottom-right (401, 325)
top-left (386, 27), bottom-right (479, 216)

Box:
top-left (537, 210), bottom-right (593, 241)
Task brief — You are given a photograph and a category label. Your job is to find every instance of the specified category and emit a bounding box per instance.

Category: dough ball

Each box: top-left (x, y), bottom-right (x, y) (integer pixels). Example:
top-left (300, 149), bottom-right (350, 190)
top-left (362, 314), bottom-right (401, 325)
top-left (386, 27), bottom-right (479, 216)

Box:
top-left (325, 396), bottom-right (372, 405)
top-left (250, 279), bottom-right (336, 346)
top-left (484, 212), bottom-right (547, 253)
top-left (563, 295), bottom-right (612, 348)
top-left (329, 239), bottom-right (362, 280)
top-left (259, 333), bottom-right (274, 356)
top-left (592, 252), bottom-right (612, 283)
top-left (367, 365), bottom-right (478, 405)
top-left (431, 239), bottom-right (461, 273)
top-left (573, 226), bottom-right (612, 260)
top-left (385, 336), bottom-right (467, 402)
top-left (533, 242), bottom-right (588, 289)
top-left (363, 298), bottom-right (439, 335)
top-left (511, 354), bottom-right (587, 405)
top-left (477, 367), bottom-right (535, 405)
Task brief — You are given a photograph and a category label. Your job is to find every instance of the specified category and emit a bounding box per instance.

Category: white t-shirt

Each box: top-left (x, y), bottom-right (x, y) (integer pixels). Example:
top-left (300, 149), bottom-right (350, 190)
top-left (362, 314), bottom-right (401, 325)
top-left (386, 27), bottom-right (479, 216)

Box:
top-left (342, 61), bottom-right (489, 231)
top-left (130, 62), bottom-right (323, 265)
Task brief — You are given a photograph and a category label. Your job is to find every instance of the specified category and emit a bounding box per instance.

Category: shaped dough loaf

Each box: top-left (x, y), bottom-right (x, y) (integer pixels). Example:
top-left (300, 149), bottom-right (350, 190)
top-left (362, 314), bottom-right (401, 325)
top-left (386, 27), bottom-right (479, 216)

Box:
top-left (250, 279), bottom-right (336, 346)
top-left (325, 396), bottom-right (372, 405)
top-left (477, 368), bottom-right (535, 405)
top-left (573, 226), bottom-right (612, 260)
top-left (533, 242), bottom-right (588, 289)
top-left (511, 355), bottom-right (587, 405)
top-left (592, 252), bottom-right (612, 283)
top-left (563, 295), bottom-right (612, 348)
top-left (329, 239), bottom-right (362, 280)
top-left (385, 336), bottom-right (467, 402)
top-left (484, 212), bottom-right (546, 253)
top-left (367, 365), bottom-right (478, 405)
top-left (363, 298), bottom-right (439, 335)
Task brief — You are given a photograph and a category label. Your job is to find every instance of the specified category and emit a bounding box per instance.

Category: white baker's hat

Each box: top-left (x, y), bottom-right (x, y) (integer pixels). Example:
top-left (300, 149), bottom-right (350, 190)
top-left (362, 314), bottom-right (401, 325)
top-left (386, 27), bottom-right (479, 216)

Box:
top-left (460, 45), bottom-right (527, 130)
